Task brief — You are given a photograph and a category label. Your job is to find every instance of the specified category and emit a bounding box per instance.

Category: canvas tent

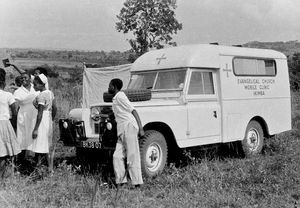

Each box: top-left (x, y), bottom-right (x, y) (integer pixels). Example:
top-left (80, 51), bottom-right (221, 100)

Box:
top-left (82, 64), bottom-right (131, 107)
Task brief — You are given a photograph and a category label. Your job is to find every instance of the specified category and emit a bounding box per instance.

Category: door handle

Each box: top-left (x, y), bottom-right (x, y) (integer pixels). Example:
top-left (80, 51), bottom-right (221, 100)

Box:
top-left (213, 111), bottom-right (217, 118)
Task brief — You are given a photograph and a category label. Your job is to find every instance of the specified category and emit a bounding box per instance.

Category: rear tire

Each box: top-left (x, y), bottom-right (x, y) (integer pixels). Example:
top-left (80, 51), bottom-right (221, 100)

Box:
top-left (139, 130), bottom-right (168, 177)
top-left (242, 120), bottom-right (264, 157)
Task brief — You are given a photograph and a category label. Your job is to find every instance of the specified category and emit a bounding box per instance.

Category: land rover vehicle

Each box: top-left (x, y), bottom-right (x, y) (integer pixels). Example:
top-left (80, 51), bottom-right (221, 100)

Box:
top-left (59, 44), bottom-right (291, 177)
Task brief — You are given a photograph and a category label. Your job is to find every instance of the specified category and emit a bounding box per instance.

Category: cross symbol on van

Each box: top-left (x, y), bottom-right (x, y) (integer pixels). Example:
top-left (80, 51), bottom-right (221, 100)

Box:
top-left (156, 54), bottom-right (166, 65)
top-left (223, 64), bottom-right (232, 77)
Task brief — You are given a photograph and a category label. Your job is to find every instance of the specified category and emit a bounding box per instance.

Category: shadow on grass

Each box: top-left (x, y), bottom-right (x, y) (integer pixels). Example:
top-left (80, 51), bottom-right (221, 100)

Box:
top-left (52, 141), bottom-right (245, 181)
top-left (53, 147), bottom-right (116, 186)
top-left (53, 141), bottom-right (250, 180)
top-left (49, 129), bottom-right (299, 188)
top-left (169, 141), bottom-right (245, 169)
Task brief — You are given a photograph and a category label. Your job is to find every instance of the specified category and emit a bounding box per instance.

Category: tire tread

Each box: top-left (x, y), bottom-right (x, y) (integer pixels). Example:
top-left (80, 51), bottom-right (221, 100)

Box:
top-left (139, 130), bottom-right (168, 177)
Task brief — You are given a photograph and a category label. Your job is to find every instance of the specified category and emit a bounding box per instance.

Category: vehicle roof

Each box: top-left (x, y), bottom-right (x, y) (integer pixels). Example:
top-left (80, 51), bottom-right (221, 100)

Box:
top-left (131, 44), bottom-right (286, 72)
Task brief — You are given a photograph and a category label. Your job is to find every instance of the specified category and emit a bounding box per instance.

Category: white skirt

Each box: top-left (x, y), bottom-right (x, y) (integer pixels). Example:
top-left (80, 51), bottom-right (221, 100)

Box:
top-left (17, 105), bottom-right (37, 150)
top-left (30, 111), bottom-right (51, 154)
top-left (0, 120), bottom-right (21, 157)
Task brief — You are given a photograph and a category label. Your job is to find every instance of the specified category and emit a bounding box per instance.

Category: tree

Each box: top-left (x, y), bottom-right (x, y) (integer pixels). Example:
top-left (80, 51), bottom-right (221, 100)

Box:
top-left (289, 52), bottom-right (300, 72)
top-left (288, 52), bottom-right (300, 91)
top-left (116, 0), bottom-right (182, 61)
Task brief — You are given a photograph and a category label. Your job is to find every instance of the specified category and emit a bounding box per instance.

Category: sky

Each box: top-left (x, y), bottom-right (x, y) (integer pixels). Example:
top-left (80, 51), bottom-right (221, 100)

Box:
top-left (0, 0), bottom-right (299, 51)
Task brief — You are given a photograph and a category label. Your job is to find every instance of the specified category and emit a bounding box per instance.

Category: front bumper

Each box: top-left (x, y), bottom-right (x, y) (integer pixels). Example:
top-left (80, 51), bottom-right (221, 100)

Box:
top-left (59, 119), bottom-right (86, 146)
top-left (59, 118), bottom-right (117, 150)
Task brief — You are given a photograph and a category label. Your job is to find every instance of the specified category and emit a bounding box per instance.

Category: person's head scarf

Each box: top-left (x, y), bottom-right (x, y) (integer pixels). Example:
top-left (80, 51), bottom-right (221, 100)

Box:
top-left (38, 73), bottom-right (49, 90)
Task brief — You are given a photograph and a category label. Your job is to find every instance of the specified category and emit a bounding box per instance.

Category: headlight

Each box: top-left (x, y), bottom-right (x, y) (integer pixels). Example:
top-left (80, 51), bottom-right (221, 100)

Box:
top-left (91, 107), bottom-right (100, 121)
top-left (91, 114), bottom-right (100, 121)
top-left (63, 121), bottom-right (68, 129)
top-left (106, 122), bottom-right (112, 130)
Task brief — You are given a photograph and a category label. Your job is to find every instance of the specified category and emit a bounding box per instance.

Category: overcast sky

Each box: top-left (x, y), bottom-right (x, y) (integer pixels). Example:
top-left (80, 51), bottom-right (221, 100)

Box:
top-left (0, 0), bottom-right (299, 51)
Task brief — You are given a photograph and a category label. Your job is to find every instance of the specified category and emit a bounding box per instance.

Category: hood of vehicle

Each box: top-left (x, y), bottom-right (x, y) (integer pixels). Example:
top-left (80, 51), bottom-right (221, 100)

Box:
top-left (133, 99), bottom-right (182, 107)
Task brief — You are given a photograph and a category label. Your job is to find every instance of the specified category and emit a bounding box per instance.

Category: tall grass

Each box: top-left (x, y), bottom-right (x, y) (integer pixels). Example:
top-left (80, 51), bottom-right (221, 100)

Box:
top-left (48, 78), bottom-right (82, 148)
top-left (49, 77), bottom-right (82, 118)
top-left (1, 131), bottom-right (299, 207)
top-left (0, 81), bottom-right (299, 208)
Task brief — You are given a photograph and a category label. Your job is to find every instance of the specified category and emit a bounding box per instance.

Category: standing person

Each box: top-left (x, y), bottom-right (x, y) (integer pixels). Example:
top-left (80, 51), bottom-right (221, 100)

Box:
top-left (0, 68), bottom-right (21, 177)
top-left (14, 73), bottom-right (39, 165)
top-left (32, 67), bottom-right (52, 148)
top-left (32, 67), bottom-right (53, 155)
top-left (14, 72), bottom-right (39, 160)
top-left (108, 78), bottom-right (144, 188)
top-left (31, 74), bottom-right (57, 171)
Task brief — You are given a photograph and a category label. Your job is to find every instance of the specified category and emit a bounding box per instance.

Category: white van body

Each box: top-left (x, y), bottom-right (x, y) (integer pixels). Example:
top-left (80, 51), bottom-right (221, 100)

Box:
top-left (125, 44), bottom-right (291, 148)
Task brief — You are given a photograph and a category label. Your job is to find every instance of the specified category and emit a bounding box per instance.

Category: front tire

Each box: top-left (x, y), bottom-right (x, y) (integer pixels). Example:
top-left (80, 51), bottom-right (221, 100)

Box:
top-left (139, 130), bottom-right (168, 177)
top-left (242, 120), bottom-right (264, 157)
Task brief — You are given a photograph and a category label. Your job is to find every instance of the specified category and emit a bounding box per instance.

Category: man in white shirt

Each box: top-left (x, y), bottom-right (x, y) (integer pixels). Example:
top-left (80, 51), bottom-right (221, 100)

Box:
top-left (108, 78), bottom-right (144, 188)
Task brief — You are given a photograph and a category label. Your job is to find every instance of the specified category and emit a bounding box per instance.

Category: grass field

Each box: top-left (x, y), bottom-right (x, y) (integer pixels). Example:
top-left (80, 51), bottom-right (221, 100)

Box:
top-left (0, 80), bottom-right (299, 207)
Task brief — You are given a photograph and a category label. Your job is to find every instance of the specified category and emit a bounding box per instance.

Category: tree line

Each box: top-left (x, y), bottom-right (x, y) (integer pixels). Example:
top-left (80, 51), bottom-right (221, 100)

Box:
top-left (9, 49), bottom-right (131, 66)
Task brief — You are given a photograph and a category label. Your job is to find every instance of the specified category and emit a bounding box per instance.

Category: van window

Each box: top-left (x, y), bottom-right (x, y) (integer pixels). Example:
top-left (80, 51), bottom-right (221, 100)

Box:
top-left (233, 58), bottom-right (276, 76)
top-left (188, 71), bottom-right (214, 95)
top-left (154, 69), bottom-right (186, 90)
top-left (128, 72), bottom-right (156, 89)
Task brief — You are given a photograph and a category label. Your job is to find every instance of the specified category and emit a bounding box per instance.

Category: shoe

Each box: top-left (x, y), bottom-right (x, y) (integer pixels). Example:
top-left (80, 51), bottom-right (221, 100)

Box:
top-left (129, 184), bottom-right (141, 190)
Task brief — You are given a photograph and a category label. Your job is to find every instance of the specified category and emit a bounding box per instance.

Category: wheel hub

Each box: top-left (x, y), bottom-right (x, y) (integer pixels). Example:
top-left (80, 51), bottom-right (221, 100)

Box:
top-left (146, 142), bottom-right (162, 172)
top-left (247, 128), bottom-right (259, 151)
top-left (149, 150), bottom-right (158, 163)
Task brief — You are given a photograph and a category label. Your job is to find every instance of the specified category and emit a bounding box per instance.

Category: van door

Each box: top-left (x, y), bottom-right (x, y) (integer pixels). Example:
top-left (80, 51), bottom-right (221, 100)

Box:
top-left (185, 69), bottom-right (221, 145)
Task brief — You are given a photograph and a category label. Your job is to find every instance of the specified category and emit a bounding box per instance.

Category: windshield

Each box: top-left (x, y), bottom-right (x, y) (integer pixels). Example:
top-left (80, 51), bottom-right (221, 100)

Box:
top-left (127, 69), bottom-right (186, 90)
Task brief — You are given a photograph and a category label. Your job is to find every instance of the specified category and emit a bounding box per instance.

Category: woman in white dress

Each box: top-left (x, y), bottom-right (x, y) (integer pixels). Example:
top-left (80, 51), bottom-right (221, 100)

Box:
top-left (0, 68), bottom-right (21, 177)
top-left (14, 72), bottom-right (39, 154)
top-left (31, 74), bottom-right (57, 169)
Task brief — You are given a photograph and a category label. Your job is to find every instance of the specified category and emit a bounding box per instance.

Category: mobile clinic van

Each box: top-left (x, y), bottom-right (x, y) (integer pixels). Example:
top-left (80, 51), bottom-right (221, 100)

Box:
top-left (59, 44), bottom-right (291, 177)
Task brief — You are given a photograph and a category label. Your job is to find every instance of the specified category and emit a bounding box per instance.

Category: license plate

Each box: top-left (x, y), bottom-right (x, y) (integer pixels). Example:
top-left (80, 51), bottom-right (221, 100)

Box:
top-left (81, 141), bottom-right (101, 149)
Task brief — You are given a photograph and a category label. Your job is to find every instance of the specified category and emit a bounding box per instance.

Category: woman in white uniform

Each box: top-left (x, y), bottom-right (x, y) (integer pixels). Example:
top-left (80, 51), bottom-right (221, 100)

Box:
top-left (31, 74), bottom-right (57, 169)
top-left (14, 73), bottom-right (39, 153)
top-left (0, 68), bottom-right (21, 177)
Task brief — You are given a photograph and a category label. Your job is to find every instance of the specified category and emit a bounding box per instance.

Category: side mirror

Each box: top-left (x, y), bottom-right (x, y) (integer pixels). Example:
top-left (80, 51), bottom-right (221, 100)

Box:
top-left (2, 58), bottom-right (11, 67)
